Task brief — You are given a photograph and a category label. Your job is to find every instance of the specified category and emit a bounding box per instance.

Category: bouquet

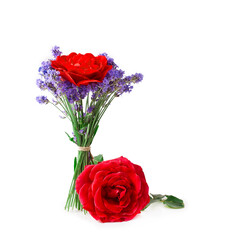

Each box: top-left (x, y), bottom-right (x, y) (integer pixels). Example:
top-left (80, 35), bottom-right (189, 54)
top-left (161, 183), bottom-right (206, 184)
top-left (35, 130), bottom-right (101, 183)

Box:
top-left (36, 46), bottom-right (184, 222)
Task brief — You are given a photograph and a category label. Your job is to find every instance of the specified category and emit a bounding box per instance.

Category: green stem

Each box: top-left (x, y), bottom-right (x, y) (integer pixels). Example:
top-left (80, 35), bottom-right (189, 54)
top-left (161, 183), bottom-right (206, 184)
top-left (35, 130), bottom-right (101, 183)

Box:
top-left (65, 150), bottom-right (93, 211)
top-left (143, 194), bottom-right (184, 210)
top-left (63, 92), bottom-right (118, 211)
top-left (49, 102), bottom-right (70, 120)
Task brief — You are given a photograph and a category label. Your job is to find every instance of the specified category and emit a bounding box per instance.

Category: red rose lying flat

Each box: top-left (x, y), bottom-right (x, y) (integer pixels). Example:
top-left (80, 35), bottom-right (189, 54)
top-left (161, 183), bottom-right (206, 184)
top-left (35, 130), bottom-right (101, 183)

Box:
top-left (75, 156), bottom-right (150, 223)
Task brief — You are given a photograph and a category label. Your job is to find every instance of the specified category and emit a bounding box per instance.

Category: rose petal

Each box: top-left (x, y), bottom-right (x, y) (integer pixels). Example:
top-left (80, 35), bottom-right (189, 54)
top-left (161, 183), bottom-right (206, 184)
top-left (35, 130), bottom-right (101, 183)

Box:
top-left (79, 183), bottom-right (95, 212)
top-left (75, 165), bottom-right (94, 194)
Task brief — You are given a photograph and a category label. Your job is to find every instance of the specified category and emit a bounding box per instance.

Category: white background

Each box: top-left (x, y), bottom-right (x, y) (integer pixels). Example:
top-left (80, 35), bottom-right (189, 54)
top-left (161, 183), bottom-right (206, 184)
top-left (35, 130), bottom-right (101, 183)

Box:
top-left (0, 0), bottom-right (240, 239)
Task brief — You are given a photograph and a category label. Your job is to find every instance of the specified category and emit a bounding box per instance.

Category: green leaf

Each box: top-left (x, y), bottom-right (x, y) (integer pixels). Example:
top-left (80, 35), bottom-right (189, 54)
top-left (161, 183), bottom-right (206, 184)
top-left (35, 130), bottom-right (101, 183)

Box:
top-left (74, 157), bottom-right (77, 171)
top-left (65, 132), bottom-right (75, 143)
top-left (93, 154), bottom-right (104, 164)
top-left (163, 195), bottom-right (184, 209)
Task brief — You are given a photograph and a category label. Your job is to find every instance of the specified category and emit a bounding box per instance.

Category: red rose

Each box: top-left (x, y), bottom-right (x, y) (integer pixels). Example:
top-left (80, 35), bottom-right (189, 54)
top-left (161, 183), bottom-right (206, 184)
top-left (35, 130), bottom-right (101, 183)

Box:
top-left (75, 156), bottom-right (150, 222)
top-left (51, 52), bottom-right (112, 86)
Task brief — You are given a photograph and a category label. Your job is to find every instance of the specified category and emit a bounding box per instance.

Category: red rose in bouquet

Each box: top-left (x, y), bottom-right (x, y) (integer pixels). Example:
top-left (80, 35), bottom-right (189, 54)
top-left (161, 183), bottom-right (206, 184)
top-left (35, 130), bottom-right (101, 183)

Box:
top-left (51, 52), bottom-right (112, 86)
top-left (75, 156), bottom-right (150, 222)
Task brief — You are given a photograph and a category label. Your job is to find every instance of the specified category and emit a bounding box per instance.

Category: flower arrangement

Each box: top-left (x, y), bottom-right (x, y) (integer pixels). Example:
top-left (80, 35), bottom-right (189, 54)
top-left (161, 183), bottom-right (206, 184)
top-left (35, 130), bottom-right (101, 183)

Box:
top-left (36, 46), bottom-right (184, 222)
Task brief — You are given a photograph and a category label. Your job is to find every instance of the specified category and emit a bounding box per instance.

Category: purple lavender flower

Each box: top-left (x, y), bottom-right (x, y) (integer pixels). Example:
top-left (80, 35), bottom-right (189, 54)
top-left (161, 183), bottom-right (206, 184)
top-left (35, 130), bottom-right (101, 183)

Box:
top-left (38, 61), bottom-right (51, 74)
top-left (79, 129), bottom-right (84, 134)
top-left (90, 83), bottom-right (99, 92)
top-left (78, 85), bottom-right (90, 99)
top-left (36, 96), bottom-right (49, 104)
top-left (36, 79), bottom-right (47, 90)
top-left (123, 76), bottom-right (131, 83)
top-left (100, 53), bottom-right (118, 68)
top-left (87, 106), bottom-right (94, 113)
top-left (132, 73), bottom-right (143, 83)
top-left (66, 88), bottom-right (80, 103)
top-left (74, 104), bottom-right (83, 111)
top-left (52, 46), bottom-right (62, 58)
top-left (91, 92), bottom-right (97, 100)
top-left (46, 82), bottom-right (57, 92)
top-left (123, 85), bottom-right (133, 93)
top-left (72, 132), bottom-right (77, 142)
top-left (106, 68), bottom-right (124, 80)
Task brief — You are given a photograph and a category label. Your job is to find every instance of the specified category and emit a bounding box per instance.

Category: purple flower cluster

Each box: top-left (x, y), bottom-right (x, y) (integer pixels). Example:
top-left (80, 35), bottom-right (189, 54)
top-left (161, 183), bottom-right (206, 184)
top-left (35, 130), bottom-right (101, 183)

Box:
top-left (74, 103), bottom-right (83, 112)
top-left (52, 46), bottom-right (62, 58)
top-left (36, 47), bottom-right (143, 105)
top-left (36, 96), bottom-right (49, 104)
top-left (96, 52), bottom-right (143, 97)
top-left (57, 81), bottom-right (95, 103)
top-left (37, 61), bottom-right (61, 99)
top-left (36, 79), bottom-right (46, 90)
top-left (100, 53), bottom-right (118, 69)
top-left (38, 61), bottom-right (51, 74)
top-left (87, 106), bottom-right (94, 113)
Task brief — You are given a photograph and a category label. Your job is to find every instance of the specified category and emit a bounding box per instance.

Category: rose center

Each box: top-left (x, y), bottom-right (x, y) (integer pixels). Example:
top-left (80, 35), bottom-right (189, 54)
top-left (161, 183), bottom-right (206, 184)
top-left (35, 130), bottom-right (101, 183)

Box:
top-left (103, 185), bottom-right (126, 202)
